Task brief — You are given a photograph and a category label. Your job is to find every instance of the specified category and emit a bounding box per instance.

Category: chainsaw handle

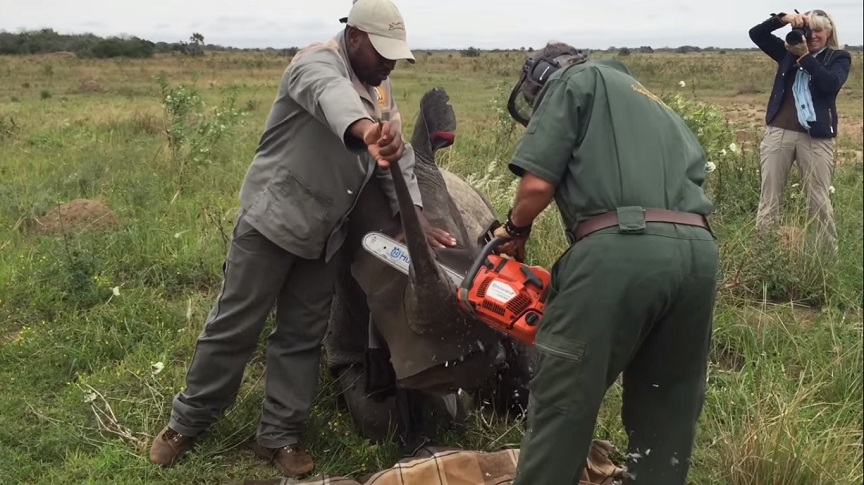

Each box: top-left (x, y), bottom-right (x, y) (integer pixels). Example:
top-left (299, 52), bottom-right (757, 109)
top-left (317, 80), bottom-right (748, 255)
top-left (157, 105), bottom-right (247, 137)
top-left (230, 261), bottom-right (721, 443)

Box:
top-left (460, 236), bottom-right (511, 291)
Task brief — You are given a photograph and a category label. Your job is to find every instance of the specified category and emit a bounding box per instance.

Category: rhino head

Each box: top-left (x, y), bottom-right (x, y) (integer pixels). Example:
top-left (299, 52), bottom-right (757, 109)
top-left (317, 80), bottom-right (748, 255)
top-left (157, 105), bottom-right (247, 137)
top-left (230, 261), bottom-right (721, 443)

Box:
top-left (327, 86), bottom-right (531, 405)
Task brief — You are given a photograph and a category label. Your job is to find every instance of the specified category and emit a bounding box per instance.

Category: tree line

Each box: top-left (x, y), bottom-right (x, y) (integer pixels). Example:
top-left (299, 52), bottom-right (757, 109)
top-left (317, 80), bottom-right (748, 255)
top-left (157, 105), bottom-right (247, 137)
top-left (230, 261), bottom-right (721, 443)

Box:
top-left (2, 28), bottom-right (860, 59)
top-left (0, 29), bottom-right (211, 58)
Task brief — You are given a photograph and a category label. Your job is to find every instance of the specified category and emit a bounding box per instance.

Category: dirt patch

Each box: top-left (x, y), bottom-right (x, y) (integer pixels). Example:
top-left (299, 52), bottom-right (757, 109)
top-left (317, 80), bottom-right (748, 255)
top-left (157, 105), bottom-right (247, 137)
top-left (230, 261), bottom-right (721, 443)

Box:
top-left (37, 51), bottom-right (78, 60)
top-left (1, 328), bottom-right (22, 346)
top-left (78, 80), bottom-right (103, 93)
top-left (710, 339), bottom-right (747, 372)
top-left (777, 225), bottom-right (806, 255)
top-left (734, 128), bottom-right (762, 151)
top-left (836, 120), bottom-right (861, 142)
top-left (837, 149), bottom-right (863, 164)
top-left (32, 199), bottom-right (119, 235)
top-left (790, 306), bottom-right (822, 328)
top-left (722, 102), bottom-right (863, 160)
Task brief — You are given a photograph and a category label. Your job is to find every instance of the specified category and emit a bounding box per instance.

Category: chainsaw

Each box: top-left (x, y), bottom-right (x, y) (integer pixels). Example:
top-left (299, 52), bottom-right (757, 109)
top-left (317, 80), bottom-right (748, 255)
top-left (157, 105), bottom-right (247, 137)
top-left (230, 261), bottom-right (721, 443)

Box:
top-left (362, 231), bottom-right (551, 345)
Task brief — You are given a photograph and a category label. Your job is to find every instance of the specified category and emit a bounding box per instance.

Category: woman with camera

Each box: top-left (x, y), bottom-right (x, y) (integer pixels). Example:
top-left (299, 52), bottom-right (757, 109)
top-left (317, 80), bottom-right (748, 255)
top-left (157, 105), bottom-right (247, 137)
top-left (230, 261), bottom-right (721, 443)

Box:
top-left (749, 9), bottom-right (851, 256)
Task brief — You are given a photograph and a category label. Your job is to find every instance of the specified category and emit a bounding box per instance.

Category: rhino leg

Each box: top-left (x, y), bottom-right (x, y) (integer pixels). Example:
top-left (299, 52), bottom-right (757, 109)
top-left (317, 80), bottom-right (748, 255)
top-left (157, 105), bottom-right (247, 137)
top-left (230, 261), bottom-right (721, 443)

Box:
top-left (331, 361), bottom-right (409, 443)
top-left (327, 312), bottom-right (463, 450)
top-left (323, 253), bottom-right (404, 442)
top-left (324, 263), bottom-right (409, 446)
top-left (324, 261), bottom-right (369, 375)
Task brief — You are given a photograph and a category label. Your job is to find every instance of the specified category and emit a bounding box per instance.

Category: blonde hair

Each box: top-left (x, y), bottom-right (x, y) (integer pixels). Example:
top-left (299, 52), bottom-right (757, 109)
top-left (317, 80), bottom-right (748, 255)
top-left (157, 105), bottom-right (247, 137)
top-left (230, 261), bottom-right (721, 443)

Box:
top-left (806, 9), bottom-right (840, 48)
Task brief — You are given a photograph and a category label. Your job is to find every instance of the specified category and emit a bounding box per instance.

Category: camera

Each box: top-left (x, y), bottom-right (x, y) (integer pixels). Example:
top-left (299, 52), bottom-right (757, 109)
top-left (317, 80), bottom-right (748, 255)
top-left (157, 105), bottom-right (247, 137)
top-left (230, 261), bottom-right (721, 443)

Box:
top-left (784, 9), bottom-right (811, 45)
top-left (786, 24), bottom-right (811, 45)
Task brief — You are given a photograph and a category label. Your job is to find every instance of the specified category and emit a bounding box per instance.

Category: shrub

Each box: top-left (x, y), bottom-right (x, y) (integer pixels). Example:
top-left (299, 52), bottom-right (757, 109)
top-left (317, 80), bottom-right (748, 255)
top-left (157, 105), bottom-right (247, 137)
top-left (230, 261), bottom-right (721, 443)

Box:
top-left (661, 93), bottom-right (763, 218)
top-left (155, 74), bottom-right (251, 190)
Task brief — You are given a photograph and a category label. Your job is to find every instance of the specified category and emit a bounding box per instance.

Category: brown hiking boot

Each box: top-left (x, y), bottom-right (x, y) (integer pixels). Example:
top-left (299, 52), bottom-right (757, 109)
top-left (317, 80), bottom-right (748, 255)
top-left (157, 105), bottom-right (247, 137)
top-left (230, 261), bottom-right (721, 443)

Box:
top-left (149, 426), bottom-right (197, 466)
top-left (251, 441), bottom-right (315, 477)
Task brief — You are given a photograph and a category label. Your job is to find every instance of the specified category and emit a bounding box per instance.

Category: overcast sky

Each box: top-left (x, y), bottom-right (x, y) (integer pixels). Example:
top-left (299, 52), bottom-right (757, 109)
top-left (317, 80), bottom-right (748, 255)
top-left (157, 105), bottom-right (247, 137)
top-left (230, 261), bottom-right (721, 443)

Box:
top-left (1, 0), bottom-right (862, 50)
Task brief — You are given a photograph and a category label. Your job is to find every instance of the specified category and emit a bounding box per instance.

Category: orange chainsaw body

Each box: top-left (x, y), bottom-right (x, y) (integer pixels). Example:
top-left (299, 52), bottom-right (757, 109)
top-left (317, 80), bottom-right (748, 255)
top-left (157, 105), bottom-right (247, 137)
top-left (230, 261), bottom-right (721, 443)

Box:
top-left (457, 239), bottom-right (551, 346)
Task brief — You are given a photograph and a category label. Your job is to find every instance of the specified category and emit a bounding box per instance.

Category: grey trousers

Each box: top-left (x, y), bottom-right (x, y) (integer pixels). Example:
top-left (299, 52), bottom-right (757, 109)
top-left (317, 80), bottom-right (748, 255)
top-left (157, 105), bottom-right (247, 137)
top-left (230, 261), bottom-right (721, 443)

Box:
top-left (756, 125), bottom-right (837, 252)
top-left (169, 209), bottom-right (341, 448)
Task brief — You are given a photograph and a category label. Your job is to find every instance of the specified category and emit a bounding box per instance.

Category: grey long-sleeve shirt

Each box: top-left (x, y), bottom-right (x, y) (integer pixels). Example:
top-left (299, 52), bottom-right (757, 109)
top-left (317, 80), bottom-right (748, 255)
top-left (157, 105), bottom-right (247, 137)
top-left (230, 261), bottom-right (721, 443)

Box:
top-left (239, 31), bottom-right (423, 262)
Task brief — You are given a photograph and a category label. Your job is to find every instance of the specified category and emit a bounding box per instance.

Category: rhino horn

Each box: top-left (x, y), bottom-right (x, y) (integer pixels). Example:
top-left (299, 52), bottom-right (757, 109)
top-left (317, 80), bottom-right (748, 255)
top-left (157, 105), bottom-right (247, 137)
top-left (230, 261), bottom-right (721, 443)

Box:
top-left (400, 88), bottom-right (476, 333)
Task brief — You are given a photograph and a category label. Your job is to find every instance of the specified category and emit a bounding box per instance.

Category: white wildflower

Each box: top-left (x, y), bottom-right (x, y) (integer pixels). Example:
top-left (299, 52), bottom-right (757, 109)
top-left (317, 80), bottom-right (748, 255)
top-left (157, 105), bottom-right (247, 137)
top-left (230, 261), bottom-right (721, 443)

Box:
top-left (829, 185), bottom-right (835, 194)
top-left (111, 286), bottom-right (120, 297)
top-left (791, 183), bottom-right (799, 188)
top-left (678, 80), bottom-right (686, 87)
top-left (151, 362), bottom-right (165, 375)
top-left (729, 142), bottom-right (740, 154)
top-left (705, 162), bottom-right (716, 173)
top-left (720, 149), bottom-right (727, 156)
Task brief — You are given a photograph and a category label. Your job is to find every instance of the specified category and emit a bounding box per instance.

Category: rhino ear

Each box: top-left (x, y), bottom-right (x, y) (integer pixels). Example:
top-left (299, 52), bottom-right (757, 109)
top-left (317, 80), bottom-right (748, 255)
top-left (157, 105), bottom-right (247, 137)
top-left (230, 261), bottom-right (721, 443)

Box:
top-left (413, 86), bottom-right (456, 159)
top-left (430, 131), bottom-right (455, 153)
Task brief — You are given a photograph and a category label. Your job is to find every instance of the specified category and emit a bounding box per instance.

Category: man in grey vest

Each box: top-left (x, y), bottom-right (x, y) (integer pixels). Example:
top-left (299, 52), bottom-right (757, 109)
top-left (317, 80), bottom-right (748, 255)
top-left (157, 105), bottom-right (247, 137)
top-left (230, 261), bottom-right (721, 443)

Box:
top-left (148, 0), bottom-right (454, 476)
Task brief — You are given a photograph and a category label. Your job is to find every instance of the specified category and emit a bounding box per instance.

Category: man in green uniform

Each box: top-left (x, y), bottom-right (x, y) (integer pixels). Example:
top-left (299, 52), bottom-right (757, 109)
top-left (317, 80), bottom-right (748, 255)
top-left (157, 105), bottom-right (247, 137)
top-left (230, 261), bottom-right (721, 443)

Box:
top-left (493, 42), bottom-right (720, 484)
top-left (148, 0), bottom-right (454, 477)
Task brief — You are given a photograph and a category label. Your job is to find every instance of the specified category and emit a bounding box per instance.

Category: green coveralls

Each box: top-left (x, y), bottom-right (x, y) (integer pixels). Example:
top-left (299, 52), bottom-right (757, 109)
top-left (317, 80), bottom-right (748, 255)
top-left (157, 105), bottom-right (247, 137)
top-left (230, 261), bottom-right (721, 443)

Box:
top-left (509, 60), bottom-right (720, 485)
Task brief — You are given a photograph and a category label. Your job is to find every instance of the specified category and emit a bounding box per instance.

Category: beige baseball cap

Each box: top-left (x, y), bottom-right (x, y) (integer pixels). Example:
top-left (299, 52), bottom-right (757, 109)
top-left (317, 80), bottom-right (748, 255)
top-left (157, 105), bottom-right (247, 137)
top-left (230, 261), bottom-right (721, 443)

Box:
top-left (339, 0), bottom-right (415, 63)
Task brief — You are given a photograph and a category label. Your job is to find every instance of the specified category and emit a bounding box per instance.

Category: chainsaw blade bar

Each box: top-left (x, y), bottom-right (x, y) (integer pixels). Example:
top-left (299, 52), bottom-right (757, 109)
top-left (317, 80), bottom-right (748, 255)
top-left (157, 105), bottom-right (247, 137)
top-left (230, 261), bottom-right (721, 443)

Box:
top-left (361, 232), bottom-right (465, 287)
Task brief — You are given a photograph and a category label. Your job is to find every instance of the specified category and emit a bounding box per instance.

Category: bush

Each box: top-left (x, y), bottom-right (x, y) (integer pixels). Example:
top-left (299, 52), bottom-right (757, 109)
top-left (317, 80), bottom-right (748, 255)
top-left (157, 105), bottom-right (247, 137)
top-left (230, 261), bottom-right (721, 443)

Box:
top-left (661, 93), bottom-right (762, 218)
top-left (155, 74), bottom-right (251, 190)
top-left (79, 37), bottom-right (156, 59)
top-left (460, 47), bottom-right (482, 58)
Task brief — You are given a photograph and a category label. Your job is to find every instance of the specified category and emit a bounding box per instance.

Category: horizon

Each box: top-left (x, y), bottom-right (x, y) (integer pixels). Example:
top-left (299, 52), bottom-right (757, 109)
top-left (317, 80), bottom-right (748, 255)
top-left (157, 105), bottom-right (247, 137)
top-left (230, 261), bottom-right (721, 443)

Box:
top-left (3, 26), bottom-right (863, 53)
top-left (2, 0), bottom-right (862, 52)
top-left (0, 26), bottom-right (832, 52)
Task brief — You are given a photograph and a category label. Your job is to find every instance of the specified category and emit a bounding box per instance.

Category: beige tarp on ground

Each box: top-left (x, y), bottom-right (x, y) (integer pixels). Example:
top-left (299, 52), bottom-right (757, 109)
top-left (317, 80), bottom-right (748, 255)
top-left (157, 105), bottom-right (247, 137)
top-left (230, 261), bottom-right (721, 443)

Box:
top-left (235, 440), bottom-right (626, 485)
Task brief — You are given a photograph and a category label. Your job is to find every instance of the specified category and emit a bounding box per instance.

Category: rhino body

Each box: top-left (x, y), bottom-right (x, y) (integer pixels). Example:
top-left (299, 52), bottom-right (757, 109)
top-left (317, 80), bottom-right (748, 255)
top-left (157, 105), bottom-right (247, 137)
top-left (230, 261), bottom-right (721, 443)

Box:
top-left (323, 87), bottom-right (534, 448)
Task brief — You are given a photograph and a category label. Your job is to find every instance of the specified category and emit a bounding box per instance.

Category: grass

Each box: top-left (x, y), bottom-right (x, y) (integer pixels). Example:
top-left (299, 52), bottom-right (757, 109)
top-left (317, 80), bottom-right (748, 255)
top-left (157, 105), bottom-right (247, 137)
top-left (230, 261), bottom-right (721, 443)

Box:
top-left (0, 48), bottom-right (862, 484)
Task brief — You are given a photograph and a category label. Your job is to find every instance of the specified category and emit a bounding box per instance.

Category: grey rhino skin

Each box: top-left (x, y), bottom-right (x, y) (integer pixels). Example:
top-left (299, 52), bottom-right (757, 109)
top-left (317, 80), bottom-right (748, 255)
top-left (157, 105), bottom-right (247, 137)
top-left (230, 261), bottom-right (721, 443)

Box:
top-left (323, 87), bottom-right (535, 450)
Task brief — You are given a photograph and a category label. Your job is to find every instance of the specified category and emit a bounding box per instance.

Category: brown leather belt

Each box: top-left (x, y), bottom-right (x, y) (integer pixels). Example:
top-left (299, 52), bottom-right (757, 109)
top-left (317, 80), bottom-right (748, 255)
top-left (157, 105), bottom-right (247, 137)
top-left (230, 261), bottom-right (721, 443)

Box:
top-left (570, 208), bottom-right (711, 243)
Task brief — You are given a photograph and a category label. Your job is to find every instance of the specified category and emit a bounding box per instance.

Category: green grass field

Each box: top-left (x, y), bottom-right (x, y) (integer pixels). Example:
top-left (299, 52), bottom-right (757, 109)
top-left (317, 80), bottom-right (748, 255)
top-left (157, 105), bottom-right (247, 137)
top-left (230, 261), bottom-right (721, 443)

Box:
top-left (0, 49), bottom-right (862, 484)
